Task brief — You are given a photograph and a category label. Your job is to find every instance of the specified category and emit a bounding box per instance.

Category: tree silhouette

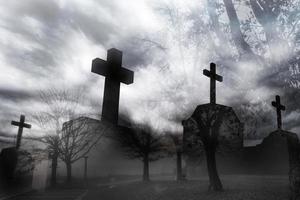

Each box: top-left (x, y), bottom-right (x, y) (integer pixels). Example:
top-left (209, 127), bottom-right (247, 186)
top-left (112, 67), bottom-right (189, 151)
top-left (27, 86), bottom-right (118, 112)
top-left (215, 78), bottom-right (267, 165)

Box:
top-left (31, 87), bottom-right (86, 185)
top-left (111, 124), bottom-right (163, 181)
top-left (183, 104), bottom-right (243, 191)
top-left (59, 117), bottom-right (110, 182)
top-left (223, 0), bottom-right (257, 58)
top-left (165, 132), bottom-right (185, 181)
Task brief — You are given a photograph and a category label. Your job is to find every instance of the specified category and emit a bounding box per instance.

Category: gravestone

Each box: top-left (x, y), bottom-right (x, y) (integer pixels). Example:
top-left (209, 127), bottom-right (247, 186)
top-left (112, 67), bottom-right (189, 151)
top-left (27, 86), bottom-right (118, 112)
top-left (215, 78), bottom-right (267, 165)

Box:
top-left (55, 49), bottom-right (135, 183)
top-left (32, 153), bottom-right (49, 190)
top-left (269, 95), bottom-right (300, 200)
top-left (182, 63), bottom-right (243, 191)
top-left (0, 115), bottom-right (34, 188)
top-left (92, 48), bottom-right (134, 125)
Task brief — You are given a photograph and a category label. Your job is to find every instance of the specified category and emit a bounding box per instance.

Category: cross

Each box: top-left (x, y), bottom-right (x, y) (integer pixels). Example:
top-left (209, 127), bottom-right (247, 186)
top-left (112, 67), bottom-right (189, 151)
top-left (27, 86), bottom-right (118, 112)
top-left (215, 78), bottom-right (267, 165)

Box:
top-left (91, 48), bottom-right (134, 125)
top-left (271, 95), bottom-right (285, 130)
top-left (203, 63), bottom-right (223, 104)
top-left (11, 114), bottom-right (31, 149)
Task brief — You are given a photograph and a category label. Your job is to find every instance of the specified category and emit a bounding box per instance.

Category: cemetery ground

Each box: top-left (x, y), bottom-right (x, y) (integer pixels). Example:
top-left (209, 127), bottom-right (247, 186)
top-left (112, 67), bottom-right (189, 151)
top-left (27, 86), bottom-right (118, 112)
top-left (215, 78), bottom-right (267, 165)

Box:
top-left (82, 175), bottom-right (290, 200)
top-left (0, 175), bottom-right (290, 199)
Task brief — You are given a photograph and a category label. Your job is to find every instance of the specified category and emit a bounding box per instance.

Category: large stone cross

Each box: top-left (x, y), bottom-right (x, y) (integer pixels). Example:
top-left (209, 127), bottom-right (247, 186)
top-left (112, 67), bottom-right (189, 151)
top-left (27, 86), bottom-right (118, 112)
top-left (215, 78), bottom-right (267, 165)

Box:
top-left (203, 63), bottom-right (223, 104)
top-left (92, 48), bottom-right (134, 125)
top-left (271, 95), bottom-right (285, 130)
top-left (11, 114), bottom-right (31, 149)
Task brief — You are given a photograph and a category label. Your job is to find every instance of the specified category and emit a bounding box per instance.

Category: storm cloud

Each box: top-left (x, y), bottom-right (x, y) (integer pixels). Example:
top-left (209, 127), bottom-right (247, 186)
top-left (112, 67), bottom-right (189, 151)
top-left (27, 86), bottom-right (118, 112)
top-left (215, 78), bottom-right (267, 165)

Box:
top-left (0, 0), bottom-right (299, 139)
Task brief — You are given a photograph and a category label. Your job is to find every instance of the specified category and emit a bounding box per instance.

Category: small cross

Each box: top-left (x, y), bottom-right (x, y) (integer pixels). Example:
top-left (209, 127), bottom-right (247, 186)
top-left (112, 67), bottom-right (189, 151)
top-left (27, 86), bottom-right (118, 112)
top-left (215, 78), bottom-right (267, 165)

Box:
top-left (203, 63), bottom-right (223, 104)
top-left (271, 95), bottom-right (285, 130)
top-left (92, 48), bottom-right (134, 125)
top-left (11, 114), bottom-right (31, 149)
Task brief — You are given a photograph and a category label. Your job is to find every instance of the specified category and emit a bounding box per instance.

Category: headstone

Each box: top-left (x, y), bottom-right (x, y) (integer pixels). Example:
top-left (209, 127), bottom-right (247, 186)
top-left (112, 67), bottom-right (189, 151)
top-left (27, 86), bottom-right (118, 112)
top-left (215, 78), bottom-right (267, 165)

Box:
top-left (32, 158), bottom-right (49, 190)
top-left (182, 63), bottom-right (243, 191)
top-left (92, 48), bottom-right (134, 125)
top-left (0, 115), bottom-right (33, 188)
top-left (270, 95), bottom-right (300, 200)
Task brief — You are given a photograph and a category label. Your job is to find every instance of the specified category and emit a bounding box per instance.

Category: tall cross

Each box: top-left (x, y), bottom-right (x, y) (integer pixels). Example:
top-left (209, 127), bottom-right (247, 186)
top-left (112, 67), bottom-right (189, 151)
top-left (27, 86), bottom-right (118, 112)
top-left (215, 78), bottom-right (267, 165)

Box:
top-left (91, 48), bottom-right (134, 125)
top-left (271, 95), bottom-right (285, 130)
top-left (11, 114), bottom-right (31, 149)
top-left (203, 63), bottom-right (223, 104)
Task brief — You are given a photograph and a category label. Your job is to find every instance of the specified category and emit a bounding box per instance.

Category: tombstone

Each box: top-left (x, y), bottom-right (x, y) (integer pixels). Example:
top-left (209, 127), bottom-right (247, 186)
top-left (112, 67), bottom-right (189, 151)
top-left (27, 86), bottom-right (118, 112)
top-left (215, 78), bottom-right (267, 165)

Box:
top-left (53, 50), bottom-right (135, 182)
top-left (0, 115), bottom-right (34, 188)
top-left (241, 131), bottom-right (289, 175)
top-left (182, 63), bottom-right (243, 191)
top-left (269, 95), bottom-right (300, 200)
top-left (32, 153), bottom-right (50, 190)
top-left (92, 48), bottom-right (134, 125)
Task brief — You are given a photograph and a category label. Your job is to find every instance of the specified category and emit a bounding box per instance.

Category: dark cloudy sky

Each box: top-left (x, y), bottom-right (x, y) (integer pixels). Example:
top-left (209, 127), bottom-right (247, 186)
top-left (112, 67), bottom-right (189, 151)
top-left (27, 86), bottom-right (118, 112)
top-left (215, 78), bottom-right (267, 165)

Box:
top-left (0, 0), bottom-right (299, 139)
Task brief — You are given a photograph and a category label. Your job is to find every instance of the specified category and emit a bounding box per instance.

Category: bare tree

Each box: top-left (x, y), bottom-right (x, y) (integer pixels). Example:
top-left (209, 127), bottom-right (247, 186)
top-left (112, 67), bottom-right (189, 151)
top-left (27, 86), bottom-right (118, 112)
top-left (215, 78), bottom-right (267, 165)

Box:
top-left (59, 117), bottom-right (110, 182)
top-left (165, 132), bottom-right (184, 181)
top-left (31, 87), bottom-right (86, 185)
top-left (111, 124), bottom-right (164, 181)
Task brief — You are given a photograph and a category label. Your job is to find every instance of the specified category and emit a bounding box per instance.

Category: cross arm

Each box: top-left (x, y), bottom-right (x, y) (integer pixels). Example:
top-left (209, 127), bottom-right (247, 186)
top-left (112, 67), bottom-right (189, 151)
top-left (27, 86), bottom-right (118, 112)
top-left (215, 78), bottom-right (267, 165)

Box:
top-left (11, 121), bottom-right (20, 126)
top-left (203, 69), bottom-right (211, 77)
top-left (92, 58), bottom-right (134, 84)
top-left (11, 121), bottom-right (31, 129)
top-left (271, 101), bottom-right (277, 107)
top-left (280, 105), bottom-right (286, 111)
top-left (118, 68), bottom-right (134, 85)
top-left (272, 102), bottom-right (286, 111)
top-left (203, 69), bottom-right (223, 82)
top-left (23, 123), bottom-right (32, 129)
top-left (91, 58), bottom-right (108, 76)
top-left (215, 74), bottom-right (223, 82)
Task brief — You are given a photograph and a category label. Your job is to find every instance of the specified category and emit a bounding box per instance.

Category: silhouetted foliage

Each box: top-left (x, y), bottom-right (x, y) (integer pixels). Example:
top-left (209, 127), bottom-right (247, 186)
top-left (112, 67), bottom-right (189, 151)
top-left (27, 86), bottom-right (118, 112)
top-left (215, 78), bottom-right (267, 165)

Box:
top-left (111, 124), bottom-right (164, 181)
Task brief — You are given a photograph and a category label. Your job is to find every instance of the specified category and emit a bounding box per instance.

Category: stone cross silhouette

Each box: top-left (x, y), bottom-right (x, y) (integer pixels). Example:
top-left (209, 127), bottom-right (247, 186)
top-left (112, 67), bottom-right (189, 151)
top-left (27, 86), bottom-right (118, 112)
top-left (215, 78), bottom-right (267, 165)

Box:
top-left (203, 63), bottom-right (223, 104)
top-left (92, 48), bottom-right (134, 125)
top-left (271, 95), bottom-right (285, 130)
top-left (11, 114), bottom-right (31, 149)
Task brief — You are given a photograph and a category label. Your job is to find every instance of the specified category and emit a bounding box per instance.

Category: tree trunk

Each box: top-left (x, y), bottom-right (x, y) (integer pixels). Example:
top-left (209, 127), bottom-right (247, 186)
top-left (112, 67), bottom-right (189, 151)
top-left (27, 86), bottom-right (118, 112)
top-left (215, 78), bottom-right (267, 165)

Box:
top-left (249, 0), bottom-right (290, 62)
top-left (51, 136), bottom-right (59, 186)
top-left (176, 151), bottom-right (183, 181)
top-left (207, 0), bottom-right (231, 58)
top-left (205, 143), bottom-right (223, 191)
top-left (51, 154), bottom-right (58, 186)
top-left (66, 161), bottom-right (72, 182)
top-left (143, 155), bottom-right (149, 181)
top-left (223, 0), bottom-right (256, 58)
